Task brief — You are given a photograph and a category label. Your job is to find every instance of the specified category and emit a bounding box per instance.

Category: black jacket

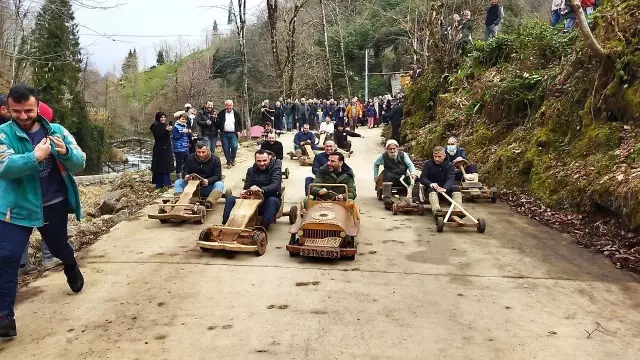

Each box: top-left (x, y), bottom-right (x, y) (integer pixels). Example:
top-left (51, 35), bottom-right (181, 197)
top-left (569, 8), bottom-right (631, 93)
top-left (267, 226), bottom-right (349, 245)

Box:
top-left (217, 109), bottom-right (244, 136)
top-left (150, 121), bottom-right (175, 174)
top-left (334, 128), bottom-right (361, 149)
top-left (282, 103), bottom-right (292, 116)
top-left (388, 103), bottom-right (403, 126)
top-left (260, 140), bottom-right (284, 160)
top-left (182, 153), bottom-right (222, 185)
top-left (0, 115), bottom-right (10, 126)
top-left (244, 161), bottom-right (281, 199)
top-left (195, 109), bottom-right (218, 136)
top-left (419, 159), bottom-right (455, 190)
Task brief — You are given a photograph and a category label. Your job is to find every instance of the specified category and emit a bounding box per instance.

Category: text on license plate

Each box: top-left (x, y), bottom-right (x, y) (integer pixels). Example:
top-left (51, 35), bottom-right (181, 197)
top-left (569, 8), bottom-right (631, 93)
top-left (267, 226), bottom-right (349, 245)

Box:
top-left (300, 247), bottom-right (340, 258)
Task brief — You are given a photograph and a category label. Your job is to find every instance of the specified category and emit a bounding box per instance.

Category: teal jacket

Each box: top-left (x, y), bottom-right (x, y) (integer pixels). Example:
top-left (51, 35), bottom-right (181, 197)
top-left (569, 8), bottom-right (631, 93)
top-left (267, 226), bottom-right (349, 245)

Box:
top-left (0, 117), bottom-right (86, 227)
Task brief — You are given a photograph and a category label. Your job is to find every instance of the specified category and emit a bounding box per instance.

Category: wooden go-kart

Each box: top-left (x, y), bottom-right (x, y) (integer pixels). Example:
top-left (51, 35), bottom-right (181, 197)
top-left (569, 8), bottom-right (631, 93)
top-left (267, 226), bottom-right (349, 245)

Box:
top-left (453, 159), bottom-right (497, 203)
top-left (288, 143), bottom-right (315, 166)
top-left (286, 184), bottom-right (360, 260)
top-left (197, 188), bottom-right (298, 256)
top-left (263, 151), bottom-right (290, 179)
top-left (390, 176), bottom-right (425, 216)
top-left (375, 170), bottom-right (421, 211)
top-left (434, 191), bottom-right (486, 233)
top-left (149, 174), bottom-right (229, 224)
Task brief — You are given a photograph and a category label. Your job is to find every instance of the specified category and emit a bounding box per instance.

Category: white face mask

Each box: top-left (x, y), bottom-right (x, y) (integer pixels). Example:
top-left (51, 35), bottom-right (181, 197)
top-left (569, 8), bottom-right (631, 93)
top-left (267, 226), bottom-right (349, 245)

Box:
top-left (188, 115), bottom-right (195, 120)
top-left (446, 145), bottom-right (457, 156)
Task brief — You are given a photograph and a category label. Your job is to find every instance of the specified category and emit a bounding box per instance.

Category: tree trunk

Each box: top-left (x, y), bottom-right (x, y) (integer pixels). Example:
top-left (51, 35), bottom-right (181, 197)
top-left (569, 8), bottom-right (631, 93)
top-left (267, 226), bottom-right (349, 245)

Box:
top-left (286, 3), bottom-right (301, 98)
top-left (334, 1), bottom-right (350, 99)
top-left (238, 0), bottom-right (251, 131)
top-left (569, 0), bottom-right (607, 61)
top-left (266, 0), bottom-right (283, 91)
top-left (320, 0), bottom-right (334, 98)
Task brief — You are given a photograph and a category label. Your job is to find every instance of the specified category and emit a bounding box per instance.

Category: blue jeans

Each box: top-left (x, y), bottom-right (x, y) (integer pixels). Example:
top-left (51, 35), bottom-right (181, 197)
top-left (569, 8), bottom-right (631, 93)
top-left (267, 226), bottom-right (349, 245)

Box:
top-left (20, 241), bottom-right (54, 267)
top-left (305, 177), bottom-right (314, 196)
top-left (173, 179), bottom-right (224, 198)
top-left (0, 200), bottom-right (77, 319)
top-left (174, 152), bottom-right (188, 176)
top-left (221, 132), bottom-right (239, 164)
top-left (205, 134), bottom-right (218, 152)
top-left (285, 115), bottom-right (293, 131)
top-left (564, 16), bottom-right (576, 31)
top-left (294, 144), bottom-right (318, 151)
top-left (551, 9), bottom-right (562, 26)
top-left (222, 196), bottom-right (281, 230)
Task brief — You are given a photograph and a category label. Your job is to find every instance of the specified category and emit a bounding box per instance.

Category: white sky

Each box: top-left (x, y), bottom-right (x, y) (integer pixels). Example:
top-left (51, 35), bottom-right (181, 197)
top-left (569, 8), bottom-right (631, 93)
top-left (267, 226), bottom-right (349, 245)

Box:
top-left (75, 0), bottom-right (263, 74)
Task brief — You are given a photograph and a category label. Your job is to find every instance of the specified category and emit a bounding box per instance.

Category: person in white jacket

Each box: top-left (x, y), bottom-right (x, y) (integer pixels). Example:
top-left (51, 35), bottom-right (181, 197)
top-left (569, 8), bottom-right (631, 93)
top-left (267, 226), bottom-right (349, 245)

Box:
top-left (318, 116), bottom-right (335, 142)
top-left (551, 0), bottom-right (564, 26)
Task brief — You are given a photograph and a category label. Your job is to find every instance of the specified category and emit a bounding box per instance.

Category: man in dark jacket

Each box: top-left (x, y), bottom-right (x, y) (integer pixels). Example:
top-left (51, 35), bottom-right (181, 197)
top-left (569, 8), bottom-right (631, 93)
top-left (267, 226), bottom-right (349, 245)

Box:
top-left (282, 100), bottom-right (293, 131)
top-left (0, 95), bottom-right (9, 125)
top-left (218, 99), bottom-right (244, 167)
top-left (295, 98), bottom-right (308, 131)
top-left (173, 141), bottom-right (225, 206)
top-left (419, 146), bottom-right (463, 214)
top-left (273, 101), bottom-right (284, 131)
top-left (304, 140), bottom-right (336, 196)
top-left (260, 133), bottom-right (283, 160)
top-left (195, 101), bottom-right (218, 152)
top-left (222, 150), bottom-right (281, 230)
top-left (445, 136), bottom-right (478, 181)
top-left (334, 123), bottom-right (362, 152)
top-left (293, 124), bottom-right (317, 152)
top-left (388, 99), bottom-right (403, 142)
top-left (484, 0), bottom-right (503, 41)
top-left (310, 152), bottom-right (357, 202)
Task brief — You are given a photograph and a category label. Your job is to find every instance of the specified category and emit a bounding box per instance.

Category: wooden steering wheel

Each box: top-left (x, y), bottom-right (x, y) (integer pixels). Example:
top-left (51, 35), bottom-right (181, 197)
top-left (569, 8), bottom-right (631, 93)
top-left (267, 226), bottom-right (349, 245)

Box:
top-left (240, 189), bottom-right (265, 200)
top-left (318, 190), bottom-right (340, 201)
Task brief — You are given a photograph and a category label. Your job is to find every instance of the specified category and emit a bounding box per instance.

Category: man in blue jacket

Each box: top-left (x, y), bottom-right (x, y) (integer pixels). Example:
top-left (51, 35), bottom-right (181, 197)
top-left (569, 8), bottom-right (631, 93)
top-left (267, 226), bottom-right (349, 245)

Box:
top-left (304, 140), bottom-right (335, 196)
top-left (0, 85), bottom-right (86, 338)
top-left (445, 137), bottom-right (478, 181)
top-left (419, 146), bottom-right (463, 214)
top-left (293, 123), bottom-right (317, 154)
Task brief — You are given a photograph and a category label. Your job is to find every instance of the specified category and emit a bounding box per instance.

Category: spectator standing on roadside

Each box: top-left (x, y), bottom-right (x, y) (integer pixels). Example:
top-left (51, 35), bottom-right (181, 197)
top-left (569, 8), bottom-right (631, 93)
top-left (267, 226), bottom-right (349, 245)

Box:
top-left (484, 0), bottom-right (504, 41)
top-left (219, 99), bottom-right (243, 168)
top-left (150, 112), bottom-right (174, 188)
top-left (195, 101), bottom-right (218, 152)
top-left (172, 112), bottom-right (191, 179)
top-left (551, 0), bottom-right (564, 26)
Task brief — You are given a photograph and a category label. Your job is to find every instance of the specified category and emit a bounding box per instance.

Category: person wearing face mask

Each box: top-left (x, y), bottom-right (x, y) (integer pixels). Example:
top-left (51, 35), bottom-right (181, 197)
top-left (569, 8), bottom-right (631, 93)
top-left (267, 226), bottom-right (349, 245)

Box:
top-left (419, 146), bottom-right (462, 214)
top-left (0, 85), bottom-right (86, 338)
top-left (373, 140), bottom-right (418, 207)
top-left (260, 132), bottom-right (283, 160)
top-left (444, 137), bottom-right (478, 181)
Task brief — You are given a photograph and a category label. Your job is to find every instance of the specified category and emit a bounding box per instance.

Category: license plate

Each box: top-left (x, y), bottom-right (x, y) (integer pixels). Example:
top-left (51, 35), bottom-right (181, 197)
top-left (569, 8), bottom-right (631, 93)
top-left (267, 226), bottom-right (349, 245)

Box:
top-left (304, 237), bottom-right (342, 247)
top-left (300, 247), bottom-right (341, 259)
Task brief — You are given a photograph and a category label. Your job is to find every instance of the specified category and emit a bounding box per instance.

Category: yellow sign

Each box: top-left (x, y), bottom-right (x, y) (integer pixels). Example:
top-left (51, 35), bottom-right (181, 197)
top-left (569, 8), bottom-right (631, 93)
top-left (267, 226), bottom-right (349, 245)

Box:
top-left (303, 237), bottom-right (342, 247)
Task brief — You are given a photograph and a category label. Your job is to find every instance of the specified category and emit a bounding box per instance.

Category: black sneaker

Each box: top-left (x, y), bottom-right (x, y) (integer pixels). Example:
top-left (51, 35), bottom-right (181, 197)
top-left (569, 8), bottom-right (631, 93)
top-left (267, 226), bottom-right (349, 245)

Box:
top-left (0, 316), bottom-right (17, 338)
top-left (64, 264), bottom-right (84, 293)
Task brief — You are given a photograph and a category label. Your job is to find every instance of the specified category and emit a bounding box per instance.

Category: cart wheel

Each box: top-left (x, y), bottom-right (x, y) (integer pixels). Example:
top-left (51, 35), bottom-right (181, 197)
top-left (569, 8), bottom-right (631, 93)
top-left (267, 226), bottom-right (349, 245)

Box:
top-left (418, 205), bottom-right (425, 216)
top-left (224, 189), bottom-right (232, 198)
top-left (344, 254), bottom-right (356, 261)
top-left (384, 202), bottom-right (392, 210)
top-left (284, 168), bottom-right (290, 179)
top-left (392, 204), bottom-right (398, 215)
top-left (196, 206), bottom-right (206, 224)
top-left (158, 208), bottom-right (167, 214)
top-left (477, 218), bottom-right (486, 233)
top-left (205, 200), bottom-right (213, 210)
top-left (491, 192), bottom-right (498, 203)
top-left (199, 229), bottom-right (210, 242)
top-left (161, 199), bottom-right (170, 204)
top-left (252, 229), bottom-right (268, 256)
top-left (289, 205), bottom-right (298, 224)
top-left (159, 219), bottom-right (168, 224)
top-left (436, 217), bottom-right (445, 233)
top-left (376, 188), bottom-right (383, 201)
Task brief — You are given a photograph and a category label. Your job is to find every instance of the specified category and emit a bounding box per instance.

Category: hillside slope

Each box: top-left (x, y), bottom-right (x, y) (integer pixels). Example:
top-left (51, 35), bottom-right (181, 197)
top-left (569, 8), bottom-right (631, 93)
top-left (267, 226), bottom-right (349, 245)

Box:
top-left (400, 2), bottom-right (639, 257)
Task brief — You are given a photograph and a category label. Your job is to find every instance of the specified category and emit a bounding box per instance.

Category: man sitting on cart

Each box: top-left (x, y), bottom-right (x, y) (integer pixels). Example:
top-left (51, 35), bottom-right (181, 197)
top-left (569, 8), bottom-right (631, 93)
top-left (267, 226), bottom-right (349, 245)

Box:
top-left (318, 116), bottom-right (334, 141)
top-left (293, 123), bottom-right (317, 152)
top-left (418, 146), bottom-right (463, 214)
top-left (304, 140), bottom-right (336, 196)
top-left (445, 137), bottom-right (478, 182)
top-left (174, 141), bottom-right (225, 207)
top-left (333, 123), bottom-right (361, 153)
top-left (260, 132), bottom-right (283, 160)
top-left (221, 150), bottom-right (282, 230)
top-left (309, 152), bottom-right (357, 203)
top-left (373, 139), bottom-right (418, 198)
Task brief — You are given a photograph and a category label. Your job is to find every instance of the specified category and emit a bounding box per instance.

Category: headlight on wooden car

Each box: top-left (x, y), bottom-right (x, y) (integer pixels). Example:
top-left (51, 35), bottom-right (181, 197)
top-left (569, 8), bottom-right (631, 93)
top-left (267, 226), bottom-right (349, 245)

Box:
top-left (340, 231), bottom-right (346, 238)
top-left (297, 230), bottom-right (304, 236)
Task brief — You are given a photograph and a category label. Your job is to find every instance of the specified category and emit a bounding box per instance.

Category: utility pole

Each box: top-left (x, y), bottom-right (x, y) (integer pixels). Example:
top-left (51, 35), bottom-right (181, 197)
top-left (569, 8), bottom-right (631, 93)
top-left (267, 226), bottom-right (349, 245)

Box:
top-left (364, 48), bottom-right (369, 101)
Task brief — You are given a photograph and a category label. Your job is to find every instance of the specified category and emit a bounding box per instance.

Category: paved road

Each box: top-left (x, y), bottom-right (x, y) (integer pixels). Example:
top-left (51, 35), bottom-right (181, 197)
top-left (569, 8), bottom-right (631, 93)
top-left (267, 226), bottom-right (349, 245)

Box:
top-left (3, 128), bottom-right (639, 359)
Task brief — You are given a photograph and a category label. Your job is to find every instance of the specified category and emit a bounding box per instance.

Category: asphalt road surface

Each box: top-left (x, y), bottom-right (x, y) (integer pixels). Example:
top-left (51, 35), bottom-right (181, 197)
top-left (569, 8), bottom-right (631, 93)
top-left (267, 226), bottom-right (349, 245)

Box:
top-left (2, 128), bottom-right (639, 359)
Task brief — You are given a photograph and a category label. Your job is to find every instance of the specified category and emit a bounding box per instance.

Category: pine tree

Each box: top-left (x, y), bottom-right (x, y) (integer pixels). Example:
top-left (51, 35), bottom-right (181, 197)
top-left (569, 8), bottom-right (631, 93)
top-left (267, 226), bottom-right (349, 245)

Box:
top-left (30, 0), bottom-right (104, 173)
top-left (121, 48), bottom-right (138, 77)
top-left (213, 20), bottom-right (219, 33)
top-left (227, 0), bottom-right (234, 25)
top-left (156, 49), bottom-right (165, 65)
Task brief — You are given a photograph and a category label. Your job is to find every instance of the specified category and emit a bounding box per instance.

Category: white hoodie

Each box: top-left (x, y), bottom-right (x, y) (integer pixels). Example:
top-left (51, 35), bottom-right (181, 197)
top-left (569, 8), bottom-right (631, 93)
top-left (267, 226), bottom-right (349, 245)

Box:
top-left (552, 0), bottom-right (564, 10)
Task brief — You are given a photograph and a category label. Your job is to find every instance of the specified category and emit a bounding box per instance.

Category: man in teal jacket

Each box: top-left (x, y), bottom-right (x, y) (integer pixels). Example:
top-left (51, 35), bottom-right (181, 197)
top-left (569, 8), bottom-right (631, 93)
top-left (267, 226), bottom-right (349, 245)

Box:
top-left (0, 85), bottom-right (86, 338)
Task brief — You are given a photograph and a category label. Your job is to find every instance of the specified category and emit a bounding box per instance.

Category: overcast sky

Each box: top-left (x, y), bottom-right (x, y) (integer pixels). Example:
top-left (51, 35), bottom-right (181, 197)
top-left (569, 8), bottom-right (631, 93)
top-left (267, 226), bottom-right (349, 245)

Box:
top-left (75, 0), bottom-right (263, 74)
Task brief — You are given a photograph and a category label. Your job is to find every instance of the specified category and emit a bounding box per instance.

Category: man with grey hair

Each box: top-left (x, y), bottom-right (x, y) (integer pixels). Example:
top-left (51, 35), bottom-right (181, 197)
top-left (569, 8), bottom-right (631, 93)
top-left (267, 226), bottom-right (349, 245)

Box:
top-left (373, 139), bottom-right (418, 206)
top-left (419, 146), bottom-right (462, 214)
top-left (218, 99), bottom-right (243, 168)
top-left (445, 136), bottom-right (478, 181)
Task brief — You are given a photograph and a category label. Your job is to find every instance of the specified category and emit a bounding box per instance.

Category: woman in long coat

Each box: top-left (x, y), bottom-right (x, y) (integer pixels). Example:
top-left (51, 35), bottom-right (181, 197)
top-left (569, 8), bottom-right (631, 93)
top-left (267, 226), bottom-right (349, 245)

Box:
top-left (150, 112), bottom-right (175, 187)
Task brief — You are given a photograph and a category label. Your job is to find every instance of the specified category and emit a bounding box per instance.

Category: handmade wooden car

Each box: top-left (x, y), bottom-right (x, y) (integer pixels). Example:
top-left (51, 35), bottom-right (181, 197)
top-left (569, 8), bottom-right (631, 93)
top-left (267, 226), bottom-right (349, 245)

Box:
top-left (148, 174), bottom-right (225, 224)
top-left (197, 187), bottom-right (298, 256)
top-left (286, 184), bottom-right (360, 260)
top-left (434, 191), bottom-right (486, 233)
top-left (375, 170), bottom-right (421, 211)
top-left (453, 159), bottom-right (497, 203)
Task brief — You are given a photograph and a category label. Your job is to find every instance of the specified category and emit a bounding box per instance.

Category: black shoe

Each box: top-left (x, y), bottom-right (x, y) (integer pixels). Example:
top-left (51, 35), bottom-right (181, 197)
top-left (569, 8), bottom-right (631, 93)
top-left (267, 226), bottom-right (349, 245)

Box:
top-left (0, 316), bottom-right (17, 338)
top-left (64, 264), bottom-right (84, 293)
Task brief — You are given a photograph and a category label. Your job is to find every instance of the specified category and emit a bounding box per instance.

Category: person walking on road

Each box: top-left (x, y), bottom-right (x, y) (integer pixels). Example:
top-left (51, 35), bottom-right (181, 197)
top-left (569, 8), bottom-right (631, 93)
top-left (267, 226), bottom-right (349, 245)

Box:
top-left (150, 112), bottom-right (175, 188)
top-left (0, 85), bottom-right (86, 338)
top-left (219, 100), bottom-right (243, 168)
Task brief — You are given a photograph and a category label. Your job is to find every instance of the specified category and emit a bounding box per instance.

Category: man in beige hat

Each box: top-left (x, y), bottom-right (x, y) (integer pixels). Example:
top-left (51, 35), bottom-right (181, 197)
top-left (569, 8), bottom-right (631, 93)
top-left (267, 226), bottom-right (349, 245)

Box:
top-left (373, 139), bottom-right (417, 207)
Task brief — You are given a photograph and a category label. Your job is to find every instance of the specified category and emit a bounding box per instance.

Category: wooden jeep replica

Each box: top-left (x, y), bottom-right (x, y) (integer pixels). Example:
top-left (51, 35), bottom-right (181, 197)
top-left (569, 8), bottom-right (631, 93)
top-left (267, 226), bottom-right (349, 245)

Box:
top-left (197, 187), bottom-right (297, 256)
top-left (286, 184), bottom-right (360, 260)
top-left (149, 174), bottom-right (230, 224)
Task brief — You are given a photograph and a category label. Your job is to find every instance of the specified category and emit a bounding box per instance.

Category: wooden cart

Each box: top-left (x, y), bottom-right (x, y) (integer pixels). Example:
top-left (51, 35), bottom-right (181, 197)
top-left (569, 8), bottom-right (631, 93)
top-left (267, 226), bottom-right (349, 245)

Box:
top-left (453, 159), bottom-right (497, 203)
top-left (434, 192), bottom-right (486, 233)
top-left (148, 174), bottom-right (214, 224)
top-left (375, 170), bottom-right (421, 211)
top-left (198, 187), bottom-right (298, 256)
top-left (390, 176), bottom-right (425, 215)
top-left (286, 184), bottom-right (360, 260)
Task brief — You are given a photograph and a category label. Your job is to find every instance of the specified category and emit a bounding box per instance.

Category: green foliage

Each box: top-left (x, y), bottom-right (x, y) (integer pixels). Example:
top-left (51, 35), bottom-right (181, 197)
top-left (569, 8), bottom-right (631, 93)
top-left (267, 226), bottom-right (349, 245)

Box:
top-left (156, 50), bottom-right (166, 66)
top-left (122, 49), bottom-right (138, 76)
top-left (210, 46), bottom-right (241, 80)
top-left (485, 71), bottom-right (545, 126)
